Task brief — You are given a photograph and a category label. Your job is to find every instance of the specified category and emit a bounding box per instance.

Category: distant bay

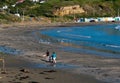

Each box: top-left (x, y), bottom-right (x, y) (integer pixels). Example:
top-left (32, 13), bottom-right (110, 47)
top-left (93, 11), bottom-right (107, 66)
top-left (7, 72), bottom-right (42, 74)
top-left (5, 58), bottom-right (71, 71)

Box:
top-left (38, 24), bottom-right (120, 58)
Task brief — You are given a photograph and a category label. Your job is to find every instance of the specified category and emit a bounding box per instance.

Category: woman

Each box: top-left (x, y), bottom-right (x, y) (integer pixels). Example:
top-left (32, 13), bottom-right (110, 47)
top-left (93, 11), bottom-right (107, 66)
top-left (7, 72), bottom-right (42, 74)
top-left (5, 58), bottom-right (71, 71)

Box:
top-left (46, 50), bottom-right (50, 61)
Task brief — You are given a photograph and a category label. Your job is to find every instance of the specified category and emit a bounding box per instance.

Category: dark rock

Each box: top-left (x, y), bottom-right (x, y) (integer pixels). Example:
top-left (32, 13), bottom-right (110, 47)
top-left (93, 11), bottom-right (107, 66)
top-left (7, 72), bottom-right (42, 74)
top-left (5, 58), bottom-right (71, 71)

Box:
top-left (45, 77), bottom-right (54, 80)
top-left (19, 76), bottom-right (29, 80)
top-left (29, 81), bottom-right (39, 83)
top-left (20, 69), bottom-right (29, 73)
top-left (44, 70), bottom-right (56, 73)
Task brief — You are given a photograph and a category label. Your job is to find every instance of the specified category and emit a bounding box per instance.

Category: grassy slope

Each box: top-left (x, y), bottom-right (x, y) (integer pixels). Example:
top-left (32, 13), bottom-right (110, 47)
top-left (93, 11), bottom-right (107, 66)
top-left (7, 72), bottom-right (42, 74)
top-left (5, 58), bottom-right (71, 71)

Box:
top-left (0, 0), bottom-right (120, 23)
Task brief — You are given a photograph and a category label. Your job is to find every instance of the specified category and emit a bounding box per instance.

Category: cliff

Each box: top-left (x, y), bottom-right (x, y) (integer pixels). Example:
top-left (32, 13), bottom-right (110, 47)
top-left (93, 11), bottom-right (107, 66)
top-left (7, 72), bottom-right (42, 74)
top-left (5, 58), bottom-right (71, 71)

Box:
top-left (53, 5), bottom-right (85, 16)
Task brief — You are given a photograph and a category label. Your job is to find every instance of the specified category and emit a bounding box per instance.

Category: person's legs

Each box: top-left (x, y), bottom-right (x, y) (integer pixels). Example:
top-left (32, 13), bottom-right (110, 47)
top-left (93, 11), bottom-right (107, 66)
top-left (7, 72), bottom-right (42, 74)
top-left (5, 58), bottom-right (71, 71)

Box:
top-left (48, 56), bottom-right (52, 62)
top-left (53, 57), bottom-right (56, 63)
top-left (46, 56), bottom-right (50, 61)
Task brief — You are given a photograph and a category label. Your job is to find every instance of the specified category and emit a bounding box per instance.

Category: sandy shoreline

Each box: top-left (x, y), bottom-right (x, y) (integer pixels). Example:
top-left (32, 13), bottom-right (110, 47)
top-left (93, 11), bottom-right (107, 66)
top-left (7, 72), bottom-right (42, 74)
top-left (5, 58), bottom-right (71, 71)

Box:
top-left (0, 22), bottom-right (120, 83)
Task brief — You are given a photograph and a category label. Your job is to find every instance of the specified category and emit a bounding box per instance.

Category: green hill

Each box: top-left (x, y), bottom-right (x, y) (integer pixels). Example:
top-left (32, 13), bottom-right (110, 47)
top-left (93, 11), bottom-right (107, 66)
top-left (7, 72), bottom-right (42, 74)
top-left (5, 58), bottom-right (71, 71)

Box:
top-left (0, 0), bottom-right (120, 23)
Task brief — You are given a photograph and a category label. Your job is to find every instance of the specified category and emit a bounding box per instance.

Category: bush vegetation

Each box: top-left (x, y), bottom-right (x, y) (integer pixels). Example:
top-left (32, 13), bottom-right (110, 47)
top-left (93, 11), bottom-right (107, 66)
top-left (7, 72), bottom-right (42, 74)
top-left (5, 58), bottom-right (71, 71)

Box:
top-left (0, 0), bottom-right (120, 23)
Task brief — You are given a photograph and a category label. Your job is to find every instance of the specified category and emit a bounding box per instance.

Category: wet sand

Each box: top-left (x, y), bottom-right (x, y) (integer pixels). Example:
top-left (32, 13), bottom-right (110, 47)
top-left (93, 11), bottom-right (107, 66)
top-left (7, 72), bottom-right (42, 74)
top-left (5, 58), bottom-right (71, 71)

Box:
top-left (0, 54), bottom-right (105, 83)
top-left (0, 22), bottom-right (120, 83)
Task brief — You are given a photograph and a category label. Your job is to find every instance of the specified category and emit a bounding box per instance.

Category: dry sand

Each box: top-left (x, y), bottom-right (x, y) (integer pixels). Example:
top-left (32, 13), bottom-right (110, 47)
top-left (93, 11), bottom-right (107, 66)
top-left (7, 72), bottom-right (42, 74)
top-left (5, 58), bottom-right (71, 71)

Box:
top-left (0, 22), bottom-right (119, 83)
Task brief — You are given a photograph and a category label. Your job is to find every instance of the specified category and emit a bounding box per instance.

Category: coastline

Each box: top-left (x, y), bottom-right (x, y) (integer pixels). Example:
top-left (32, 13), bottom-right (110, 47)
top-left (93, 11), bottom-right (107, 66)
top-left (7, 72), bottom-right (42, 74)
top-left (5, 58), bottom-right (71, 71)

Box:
top-left (1, 20), bottom-right (120, 28)
top-left (0, 21), bottom-right (120, 83)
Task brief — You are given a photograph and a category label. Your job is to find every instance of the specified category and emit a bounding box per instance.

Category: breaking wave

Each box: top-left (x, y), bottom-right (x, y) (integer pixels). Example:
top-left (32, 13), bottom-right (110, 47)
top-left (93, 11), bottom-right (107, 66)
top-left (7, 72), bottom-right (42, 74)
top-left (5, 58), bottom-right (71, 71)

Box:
top-left (115, 25), bottom-right (120, 31)
top-left (105, 44), bottom-right (120, 48)
top-left (64, 33), bottom-right (91, 39)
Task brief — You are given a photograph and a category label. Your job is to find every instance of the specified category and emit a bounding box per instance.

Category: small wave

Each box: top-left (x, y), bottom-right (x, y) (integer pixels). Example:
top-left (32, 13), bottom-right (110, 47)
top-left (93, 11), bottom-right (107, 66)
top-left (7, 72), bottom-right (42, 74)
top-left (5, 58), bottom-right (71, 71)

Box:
top-left (57, 29), bottom-right (72, 33)
top-left (115, 25), bottom-right (120, 30)
top-left (57, 30), bottom-right (61, 33)
top-left (65, 33), bottom-right (91, 38)
top-left (59, 39), bottom-right (72, 43)
top-left (39, 41), bottom-right (50, 44)
top-left (105, 44), bottom-right (120, 48)
top-left (39, 40), bottom-right (50, 44)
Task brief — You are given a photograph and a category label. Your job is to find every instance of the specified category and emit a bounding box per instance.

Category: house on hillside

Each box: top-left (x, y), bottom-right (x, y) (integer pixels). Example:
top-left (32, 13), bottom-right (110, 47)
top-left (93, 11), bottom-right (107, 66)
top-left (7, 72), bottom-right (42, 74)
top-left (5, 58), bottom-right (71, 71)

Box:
top-left (30, 0), bottom-right (46, 3)
top-left (30, 0), bottom-right (39, 2)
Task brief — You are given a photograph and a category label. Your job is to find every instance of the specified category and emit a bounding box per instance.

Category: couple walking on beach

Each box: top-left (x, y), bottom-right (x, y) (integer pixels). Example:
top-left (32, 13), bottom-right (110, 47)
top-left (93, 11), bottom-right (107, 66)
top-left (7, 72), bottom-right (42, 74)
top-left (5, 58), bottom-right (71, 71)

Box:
top-left (46, 50), bottom-right (57, 64)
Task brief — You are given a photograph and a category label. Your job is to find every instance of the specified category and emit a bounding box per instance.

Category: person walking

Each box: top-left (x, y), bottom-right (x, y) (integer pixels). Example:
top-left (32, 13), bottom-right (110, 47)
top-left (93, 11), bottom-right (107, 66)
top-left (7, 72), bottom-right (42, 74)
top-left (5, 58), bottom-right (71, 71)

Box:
top-left (46, 50), bottom-right (50, 61)
top-left (51, 52), bottom-right (57, 64)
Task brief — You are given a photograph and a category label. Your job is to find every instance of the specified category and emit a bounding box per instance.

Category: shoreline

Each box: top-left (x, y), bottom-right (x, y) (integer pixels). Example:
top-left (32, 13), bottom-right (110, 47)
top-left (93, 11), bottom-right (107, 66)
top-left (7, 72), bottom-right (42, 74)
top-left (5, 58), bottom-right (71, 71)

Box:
top-left (1, 20), bottom-right (120, 28)
top-left (0, 22), bottom-right (120, 83)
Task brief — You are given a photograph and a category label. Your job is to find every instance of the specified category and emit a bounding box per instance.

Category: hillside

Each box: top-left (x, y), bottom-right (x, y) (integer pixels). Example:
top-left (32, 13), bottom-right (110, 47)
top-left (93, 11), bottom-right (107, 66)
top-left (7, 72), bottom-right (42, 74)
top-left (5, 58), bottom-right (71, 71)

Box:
top-left (0, 0), bottom-right (120, 23)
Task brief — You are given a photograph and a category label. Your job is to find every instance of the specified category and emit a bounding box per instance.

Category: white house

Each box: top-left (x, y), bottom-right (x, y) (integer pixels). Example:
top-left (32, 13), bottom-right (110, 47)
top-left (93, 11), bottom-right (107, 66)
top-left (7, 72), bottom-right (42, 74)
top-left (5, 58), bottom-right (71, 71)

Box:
top-left (2, 5), bottom-right (8, 9)
top-left (15, 13), bottom-right (20, 17)
top-left (40, 0), bottom-right (45, 3)
top-left (30, 0), bottom-right (46, 3)
top-left (30, 0), bottom-right (40, 2)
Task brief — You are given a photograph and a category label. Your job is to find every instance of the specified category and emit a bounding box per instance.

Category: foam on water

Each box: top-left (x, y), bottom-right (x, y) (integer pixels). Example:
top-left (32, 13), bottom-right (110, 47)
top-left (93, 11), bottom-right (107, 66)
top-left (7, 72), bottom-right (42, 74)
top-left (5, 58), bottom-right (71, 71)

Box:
top-left (105, 44), bottom-right (120, 48)
top-left (115, 25), bottom-right (120, 30)
top-left (64, 33), bottom-right (91, 38)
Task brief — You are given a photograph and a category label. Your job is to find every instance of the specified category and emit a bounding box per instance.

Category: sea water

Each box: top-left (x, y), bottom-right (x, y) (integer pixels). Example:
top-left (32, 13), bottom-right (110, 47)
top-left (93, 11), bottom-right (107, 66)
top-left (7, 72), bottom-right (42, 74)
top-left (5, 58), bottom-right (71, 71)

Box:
top-left (38, 24), bottom-right (120, 58)
top-left (0, 45), bottom-right (23, 55)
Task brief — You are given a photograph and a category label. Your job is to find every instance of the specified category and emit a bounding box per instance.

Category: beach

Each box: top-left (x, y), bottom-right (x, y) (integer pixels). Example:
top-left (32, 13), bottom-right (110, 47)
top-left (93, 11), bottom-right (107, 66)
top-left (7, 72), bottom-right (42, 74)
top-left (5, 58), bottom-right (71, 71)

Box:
top-left (0, 22), bottom-right (120, 83)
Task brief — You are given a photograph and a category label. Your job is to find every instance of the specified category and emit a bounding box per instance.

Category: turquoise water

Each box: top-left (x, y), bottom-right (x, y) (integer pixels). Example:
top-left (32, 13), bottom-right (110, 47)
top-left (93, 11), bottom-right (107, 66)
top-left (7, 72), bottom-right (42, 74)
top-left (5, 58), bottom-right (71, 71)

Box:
top-left (39, 24), bottom-right (120, 58)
